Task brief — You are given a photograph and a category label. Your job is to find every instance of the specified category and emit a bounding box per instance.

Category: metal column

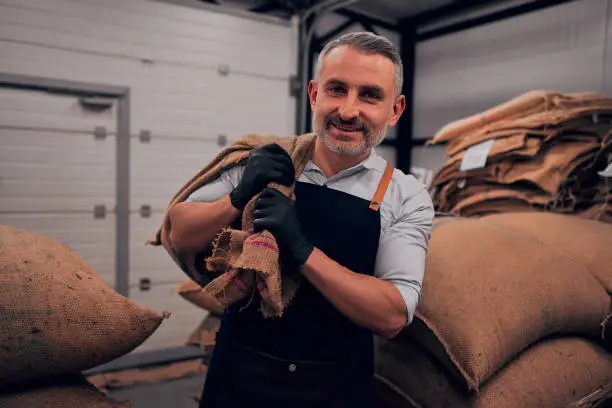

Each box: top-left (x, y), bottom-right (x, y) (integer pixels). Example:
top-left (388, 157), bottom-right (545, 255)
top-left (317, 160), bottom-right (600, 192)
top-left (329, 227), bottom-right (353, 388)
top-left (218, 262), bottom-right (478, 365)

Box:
top-left (395, 20), bottom-right (416, 175)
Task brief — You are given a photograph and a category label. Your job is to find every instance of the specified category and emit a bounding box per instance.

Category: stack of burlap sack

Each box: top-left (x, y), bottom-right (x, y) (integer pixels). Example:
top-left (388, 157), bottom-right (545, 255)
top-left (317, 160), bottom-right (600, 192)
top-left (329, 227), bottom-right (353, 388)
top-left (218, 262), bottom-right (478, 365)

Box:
top-left (428, 91), bottom-right (612, 222)
top-left (175, 280), bottom-right (222, 361)
top-left (0, 225), bottom-right (168, 407)
top-left (374, 212), bottom-right (612, 408)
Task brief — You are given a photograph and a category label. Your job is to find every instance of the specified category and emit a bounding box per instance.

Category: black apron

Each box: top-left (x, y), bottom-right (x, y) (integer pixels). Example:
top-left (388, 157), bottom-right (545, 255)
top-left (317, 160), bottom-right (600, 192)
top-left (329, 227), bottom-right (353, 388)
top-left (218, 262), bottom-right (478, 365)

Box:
top-left (199, 175), bottom-right (386, 408)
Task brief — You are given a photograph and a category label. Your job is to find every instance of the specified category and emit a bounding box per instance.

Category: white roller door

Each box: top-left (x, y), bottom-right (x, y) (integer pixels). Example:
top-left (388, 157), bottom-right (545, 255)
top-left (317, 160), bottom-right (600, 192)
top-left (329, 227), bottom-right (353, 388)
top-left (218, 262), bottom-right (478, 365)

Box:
top-left (0, 0), bottom-right (296, 354)
top-left (0, 86), bottom-right (117, 287)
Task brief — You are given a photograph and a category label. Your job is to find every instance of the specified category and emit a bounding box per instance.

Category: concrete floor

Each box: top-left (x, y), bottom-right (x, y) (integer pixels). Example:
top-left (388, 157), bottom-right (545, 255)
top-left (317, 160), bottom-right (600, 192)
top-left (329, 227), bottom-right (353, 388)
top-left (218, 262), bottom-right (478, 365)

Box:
top-left (107, 374), bottom-right (205, 408)
top-left (103, 373), bottom-right (406, 408)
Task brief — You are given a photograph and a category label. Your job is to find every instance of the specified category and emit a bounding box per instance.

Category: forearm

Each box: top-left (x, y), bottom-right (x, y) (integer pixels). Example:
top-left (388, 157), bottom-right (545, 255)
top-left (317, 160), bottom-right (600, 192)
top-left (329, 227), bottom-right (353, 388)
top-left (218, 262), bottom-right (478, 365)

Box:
top-left (168, 195), bottom-right (240, 253)
top-left (301, 248), bottom-right (408, 339)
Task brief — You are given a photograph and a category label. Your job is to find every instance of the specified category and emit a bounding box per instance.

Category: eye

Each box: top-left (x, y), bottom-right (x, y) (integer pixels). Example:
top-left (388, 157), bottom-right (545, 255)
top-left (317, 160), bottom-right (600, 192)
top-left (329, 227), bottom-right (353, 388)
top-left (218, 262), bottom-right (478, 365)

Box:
top-left (361, 89), bottom-right (382, 100)
top-left (328, 85), bottom-right (346, 95)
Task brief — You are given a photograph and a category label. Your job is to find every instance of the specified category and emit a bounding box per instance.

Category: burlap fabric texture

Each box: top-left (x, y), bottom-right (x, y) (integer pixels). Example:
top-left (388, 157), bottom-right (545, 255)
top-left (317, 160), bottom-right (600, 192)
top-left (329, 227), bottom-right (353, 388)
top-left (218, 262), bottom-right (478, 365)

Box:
top-left (0, 375), bottom-right (131, 408)
top-left (407, 216), bottom-right (611, 391)
top-left (430, 90), bottom-right (612, 145)
top-left (175, 278), bottom-right (224, 315)
top-left (483, 211), bottom-right (612, 295)
top-left (374, 332), bottom-right (612, 408)
top-left (0, 225), bottom-right (166, 386)
top-left (148, 133), bottom-right (318, 318)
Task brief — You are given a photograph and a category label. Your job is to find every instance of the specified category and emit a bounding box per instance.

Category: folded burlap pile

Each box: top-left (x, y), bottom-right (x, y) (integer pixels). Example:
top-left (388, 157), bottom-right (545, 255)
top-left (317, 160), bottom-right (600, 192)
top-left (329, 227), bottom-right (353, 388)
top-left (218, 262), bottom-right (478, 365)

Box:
top-left (428, 91), bottom-right (612, 221)
top-left (148, 133), bottom-right (317, 318)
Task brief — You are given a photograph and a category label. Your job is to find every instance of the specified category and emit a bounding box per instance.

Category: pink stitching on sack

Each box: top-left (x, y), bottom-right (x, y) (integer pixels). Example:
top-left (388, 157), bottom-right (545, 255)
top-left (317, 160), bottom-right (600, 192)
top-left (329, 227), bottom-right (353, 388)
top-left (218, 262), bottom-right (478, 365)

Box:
top-left (257, 280), bottom-right (265, 292)
top-left (230, 275), bottom-right (250, 293)
top-left (245, 241), bottom-right (278, 251)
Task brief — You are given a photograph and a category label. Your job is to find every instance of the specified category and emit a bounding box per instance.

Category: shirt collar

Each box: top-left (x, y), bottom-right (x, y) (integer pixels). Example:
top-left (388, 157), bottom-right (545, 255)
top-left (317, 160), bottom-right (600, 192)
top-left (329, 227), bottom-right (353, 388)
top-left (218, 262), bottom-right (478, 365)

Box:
top-left (303, 149), bottom-right (388, 177)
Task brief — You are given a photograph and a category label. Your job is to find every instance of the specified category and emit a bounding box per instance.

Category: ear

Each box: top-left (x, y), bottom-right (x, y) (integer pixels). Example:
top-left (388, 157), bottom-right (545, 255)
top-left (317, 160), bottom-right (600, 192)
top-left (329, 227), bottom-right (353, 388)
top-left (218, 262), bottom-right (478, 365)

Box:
top-left (388, 95), bottom-right (406, 127)
top-left (307, 80), bottom-right (318, 110)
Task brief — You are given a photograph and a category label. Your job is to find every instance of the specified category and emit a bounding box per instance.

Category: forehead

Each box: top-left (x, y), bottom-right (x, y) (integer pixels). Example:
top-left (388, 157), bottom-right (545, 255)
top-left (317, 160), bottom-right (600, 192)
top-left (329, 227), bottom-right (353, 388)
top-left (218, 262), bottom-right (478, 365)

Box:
top-left (318, 45), bottom-right (396, 90)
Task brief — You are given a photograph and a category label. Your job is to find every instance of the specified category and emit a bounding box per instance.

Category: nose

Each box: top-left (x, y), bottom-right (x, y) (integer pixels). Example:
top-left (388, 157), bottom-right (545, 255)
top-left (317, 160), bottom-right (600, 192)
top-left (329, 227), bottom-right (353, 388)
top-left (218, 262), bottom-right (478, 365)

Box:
top-left (338, 91), bottom-right (359, 120)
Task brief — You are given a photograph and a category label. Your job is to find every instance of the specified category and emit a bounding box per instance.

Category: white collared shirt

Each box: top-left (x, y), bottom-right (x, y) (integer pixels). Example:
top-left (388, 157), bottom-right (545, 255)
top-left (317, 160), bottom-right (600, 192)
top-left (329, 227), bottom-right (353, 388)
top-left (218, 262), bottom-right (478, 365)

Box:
top-left (186, 150), bottom-right (435, 326)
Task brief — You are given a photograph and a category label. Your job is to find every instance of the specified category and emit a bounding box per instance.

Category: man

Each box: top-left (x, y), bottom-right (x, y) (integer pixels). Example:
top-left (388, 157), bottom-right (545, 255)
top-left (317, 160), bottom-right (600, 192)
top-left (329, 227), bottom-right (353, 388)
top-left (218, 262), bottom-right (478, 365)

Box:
top-left (168, 31), bottom-right (434, 408)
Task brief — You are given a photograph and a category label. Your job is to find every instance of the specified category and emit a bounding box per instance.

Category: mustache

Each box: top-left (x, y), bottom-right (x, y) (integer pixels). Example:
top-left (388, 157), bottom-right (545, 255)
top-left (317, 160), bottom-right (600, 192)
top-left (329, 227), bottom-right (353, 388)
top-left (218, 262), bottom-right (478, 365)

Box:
top-left (326, 115), bottom-right (367, 131)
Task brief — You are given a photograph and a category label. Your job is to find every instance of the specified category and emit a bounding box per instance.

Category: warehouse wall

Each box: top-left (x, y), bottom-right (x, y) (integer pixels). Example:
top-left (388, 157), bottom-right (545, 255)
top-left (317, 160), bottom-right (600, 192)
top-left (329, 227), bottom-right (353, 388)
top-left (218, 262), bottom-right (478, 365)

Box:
top-left (412, 0), bottom-right (612, 175)
top-left (0, 0), bottom-right (296, 352)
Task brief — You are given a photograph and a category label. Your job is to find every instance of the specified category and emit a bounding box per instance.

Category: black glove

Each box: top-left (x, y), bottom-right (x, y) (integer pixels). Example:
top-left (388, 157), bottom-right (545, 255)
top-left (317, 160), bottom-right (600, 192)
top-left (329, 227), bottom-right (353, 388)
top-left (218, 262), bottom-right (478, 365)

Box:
top-left (253, 188), bottom-right (314, 267)
top-left (229, 144), bottom-right (296, 211)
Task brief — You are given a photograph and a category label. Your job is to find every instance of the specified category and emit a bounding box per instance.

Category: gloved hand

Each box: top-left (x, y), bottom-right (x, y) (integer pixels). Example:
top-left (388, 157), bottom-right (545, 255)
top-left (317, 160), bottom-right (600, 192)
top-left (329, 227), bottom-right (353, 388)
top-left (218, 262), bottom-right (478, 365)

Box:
top-left (229, 144), bottom-right (296, 211)
top-left (253, 188), bottom-right (314, 267)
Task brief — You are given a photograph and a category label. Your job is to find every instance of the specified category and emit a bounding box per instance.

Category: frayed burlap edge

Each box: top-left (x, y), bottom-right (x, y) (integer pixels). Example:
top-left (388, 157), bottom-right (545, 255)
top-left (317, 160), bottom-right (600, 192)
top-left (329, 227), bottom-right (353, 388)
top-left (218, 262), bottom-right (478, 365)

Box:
top-left (204, 227), bottom-right (303, 318)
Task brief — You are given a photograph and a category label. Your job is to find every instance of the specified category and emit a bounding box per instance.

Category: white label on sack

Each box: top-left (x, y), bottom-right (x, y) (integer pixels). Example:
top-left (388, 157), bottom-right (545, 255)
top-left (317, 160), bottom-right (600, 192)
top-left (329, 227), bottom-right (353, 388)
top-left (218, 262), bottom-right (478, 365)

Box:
top-left (460, 139), bottom-right (495, 172)
top-left (599, 162), bottom-right (612, 178)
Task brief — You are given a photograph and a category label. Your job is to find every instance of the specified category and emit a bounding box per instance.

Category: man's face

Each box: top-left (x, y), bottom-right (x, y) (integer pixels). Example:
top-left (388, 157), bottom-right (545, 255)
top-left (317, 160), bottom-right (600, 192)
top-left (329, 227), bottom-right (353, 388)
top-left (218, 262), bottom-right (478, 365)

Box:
top-left (308, 45), bottom-right (405, 157)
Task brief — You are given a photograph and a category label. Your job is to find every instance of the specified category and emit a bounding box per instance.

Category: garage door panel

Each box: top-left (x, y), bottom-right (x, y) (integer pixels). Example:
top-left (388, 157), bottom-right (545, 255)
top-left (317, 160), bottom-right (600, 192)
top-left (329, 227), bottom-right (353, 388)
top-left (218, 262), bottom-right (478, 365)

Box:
top-left (0, 131), bottom-right (115, 168)
top-left (0, 84), bottom-right (117, 288)
top-left (0, 129), bottom-right (115, 212)
top-left (130, 214), bottom-right (185, 285)
top-left (131, 137), bottom-right (221, 211)
top-left (128, 282), bottom-right (207, 353)
top-left (0, 87), bottom-right (116, 132)
top-left (0, 181), bottom-right (115, 210)
top-left (0, 212), bottom-right (116, 287)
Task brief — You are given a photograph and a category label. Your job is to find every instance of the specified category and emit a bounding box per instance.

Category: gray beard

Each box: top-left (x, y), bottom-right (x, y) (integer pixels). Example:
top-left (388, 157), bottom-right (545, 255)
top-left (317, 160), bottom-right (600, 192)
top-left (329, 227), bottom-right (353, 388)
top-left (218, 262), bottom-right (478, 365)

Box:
top-left (312, 114), bottom-right (387, 156)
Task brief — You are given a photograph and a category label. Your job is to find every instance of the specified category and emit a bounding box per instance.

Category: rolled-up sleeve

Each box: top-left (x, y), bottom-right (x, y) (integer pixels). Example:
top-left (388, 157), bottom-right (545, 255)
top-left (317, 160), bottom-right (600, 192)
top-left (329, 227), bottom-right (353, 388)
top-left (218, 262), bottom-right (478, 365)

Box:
top-left (185, 165), bottom-right (244, 203)
top-left (374, 188), bottom-right (434, 326)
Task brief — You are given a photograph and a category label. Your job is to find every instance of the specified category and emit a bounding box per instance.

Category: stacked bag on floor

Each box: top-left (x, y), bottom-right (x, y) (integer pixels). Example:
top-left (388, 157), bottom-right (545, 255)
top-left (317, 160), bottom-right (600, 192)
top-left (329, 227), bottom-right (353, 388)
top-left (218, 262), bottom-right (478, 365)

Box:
top-left (0, 225), bottom-right (168, 407)
top-left (175, 279), bottom-right (221, 357)
top-left (428, 91), bottom-right (612, 222)
top-left (374, 213), bottom-right (612, 408)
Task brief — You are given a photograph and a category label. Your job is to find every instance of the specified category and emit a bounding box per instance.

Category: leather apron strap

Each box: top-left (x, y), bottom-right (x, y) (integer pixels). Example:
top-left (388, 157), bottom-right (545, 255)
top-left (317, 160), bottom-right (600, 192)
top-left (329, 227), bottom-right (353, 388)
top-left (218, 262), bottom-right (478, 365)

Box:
top-left (369, 163), bottom-right (394, 211)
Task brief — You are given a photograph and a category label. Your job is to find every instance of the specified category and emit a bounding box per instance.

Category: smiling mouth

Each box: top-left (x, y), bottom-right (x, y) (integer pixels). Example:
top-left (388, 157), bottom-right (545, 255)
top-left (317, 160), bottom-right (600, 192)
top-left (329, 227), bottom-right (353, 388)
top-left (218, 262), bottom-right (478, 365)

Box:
top-left (331, 123), bottom-right (363, 132)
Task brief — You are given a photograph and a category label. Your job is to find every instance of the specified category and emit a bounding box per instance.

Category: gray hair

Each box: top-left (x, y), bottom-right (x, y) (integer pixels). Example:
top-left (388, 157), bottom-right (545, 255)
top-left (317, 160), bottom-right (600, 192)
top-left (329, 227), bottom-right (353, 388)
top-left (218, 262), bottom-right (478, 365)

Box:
top-left (314, 31), bottom-right (403, 96)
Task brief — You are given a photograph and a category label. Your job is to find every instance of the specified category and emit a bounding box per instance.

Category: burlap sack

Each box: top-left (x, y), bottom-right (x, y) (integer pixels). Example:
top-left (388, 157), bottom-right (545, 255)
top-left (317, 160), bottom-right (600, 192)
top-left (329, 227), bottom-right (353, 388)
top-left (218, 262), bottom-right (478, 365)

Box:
top-left (442, 187), bottom-right (552, 216)
top-left (579, 203), bottom-right (612, 224)
top-left (175, 278), bottom-right (224, 314)
top-left (185, 313), bottom-right (221, 350)
top-left (567, 383), bottom-right (612, 408)
top-left (431, 90), bottom-right (560, 144)
top-left (431, 90), bottom-right (612, 144)
top-left (432, 137), bottom-right (600, 196)
top-left (150, 134), bottom-right (317, 318)
top-left (496, 139), bottom-right (600, 194)
top-left (408, 218), bottom-right (611, 390)
top-left (482, 212), bottom-right (612, 296)
top-left (452, 196), bottom-right (536, 217)
top-left (491, 106), bottom-right (612, 134)
top-left (375, 333), bottom-right (612, 408)
top-left (444, 118), bottom-right (607, 157)
top-left (432, 134), bottom-right (543, 187)
top-left (86, 359), bottom-right (206, 392)
top-left (0, 225), bottom-right (167, 384)
top-left (0, 375), bottom-right (131, 407)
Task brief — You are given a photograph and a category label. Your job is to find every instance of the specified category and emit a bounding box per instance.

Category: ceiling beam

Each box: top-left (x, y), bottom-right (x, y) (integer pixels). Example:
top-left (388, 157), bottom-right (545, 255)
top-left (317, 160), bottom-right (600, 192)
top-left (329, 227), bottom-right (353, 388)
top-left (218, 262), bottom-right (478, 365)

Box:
top-left (407, 0), bottom-right (498, 26)
top-left (359, 19), bottom-right (379, 35)
top-left (333, 8), bottom-right (398, 32)
top-left (415, 0), bottom-right (578, 41)
top-left (250, 1), bottom-right (281, 13)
